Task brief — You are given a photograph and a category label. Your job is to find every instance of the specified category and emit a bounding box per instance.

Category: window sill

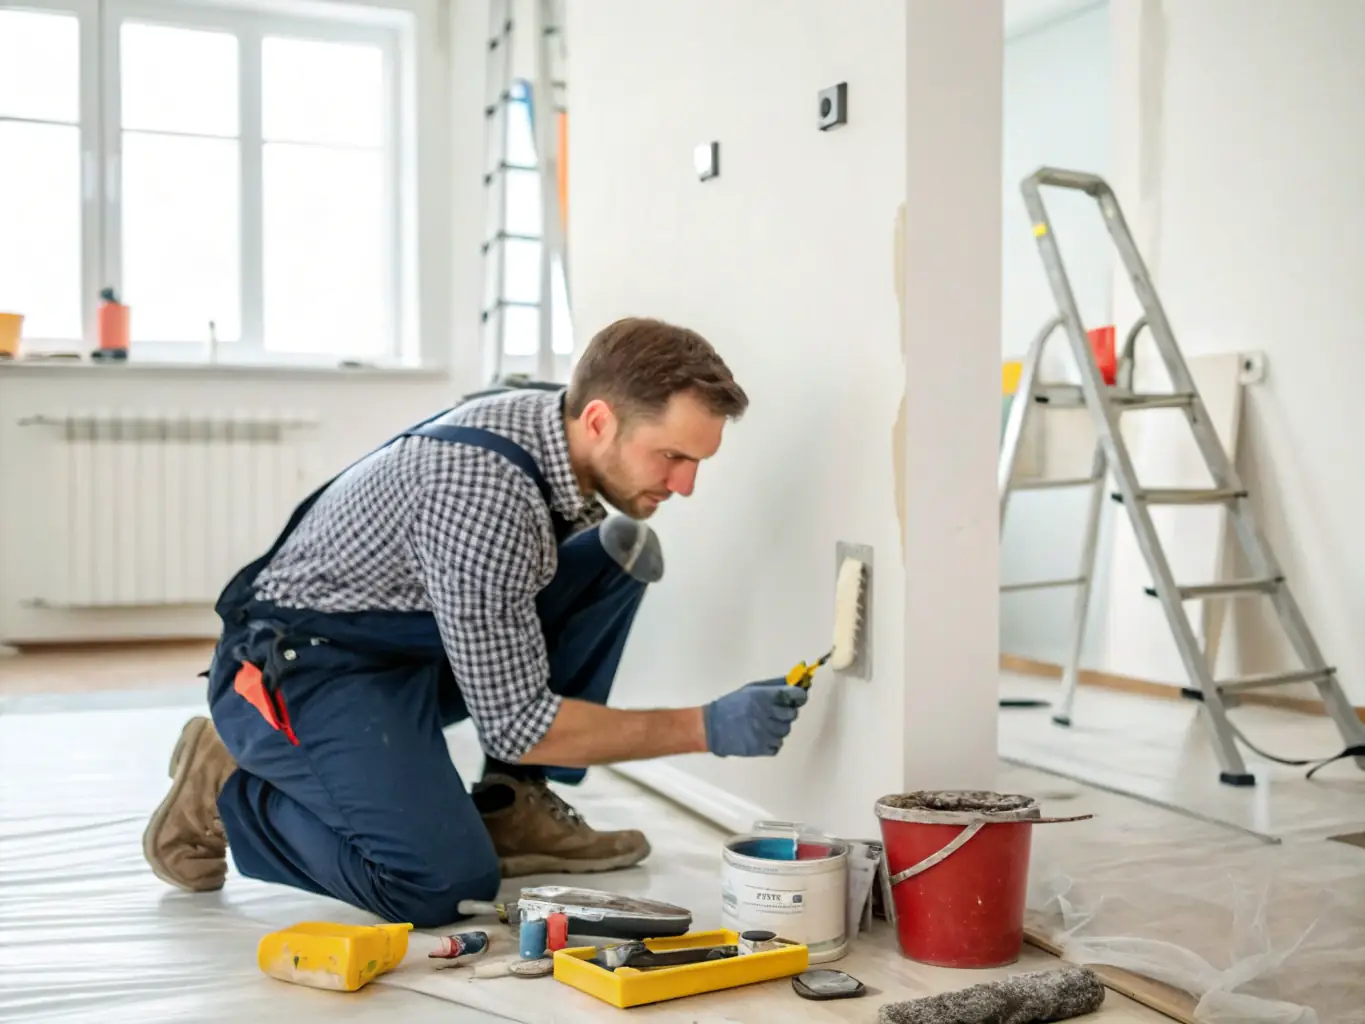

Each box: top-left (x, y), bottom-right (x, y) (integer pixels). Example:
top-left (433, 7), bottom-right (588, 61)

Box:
top-left (0, 357), bottom-right (452, 384)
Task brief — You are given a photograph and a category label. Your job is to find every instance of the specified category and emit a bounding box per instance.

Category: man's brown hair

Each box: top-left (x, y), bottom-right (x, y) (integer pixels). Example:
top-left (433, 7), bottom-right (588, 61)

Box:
top-left (565, 317), bottom-right (748, 423)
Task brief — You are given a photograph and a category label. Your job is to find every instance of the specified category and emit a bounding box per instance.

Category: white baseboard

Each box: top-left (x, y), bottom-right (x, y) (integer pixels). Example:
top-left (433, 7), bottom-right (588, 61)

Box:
top-left (608, 760), bottom-right (773, 836)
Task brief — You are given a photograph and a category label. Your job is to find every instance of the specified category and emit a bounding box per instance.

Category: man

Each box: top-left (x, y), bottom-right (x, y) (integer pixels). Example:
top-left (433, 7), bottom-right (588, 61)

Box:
top-left (142, 317), bottom-right (807, 927)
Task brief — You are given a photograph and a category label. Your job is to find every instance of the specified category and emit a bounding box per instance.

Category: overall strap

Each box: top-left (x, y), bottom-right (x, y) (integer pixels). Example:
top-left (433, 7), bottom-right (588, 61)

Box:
top-left (216, 403), bottom-right (571, 621)
top-left (255, 407), bottom-right (460, 567)
top-left (403, 422), bottom-right (553, 508)
top-left (215, 405), bottom-right (461, 618)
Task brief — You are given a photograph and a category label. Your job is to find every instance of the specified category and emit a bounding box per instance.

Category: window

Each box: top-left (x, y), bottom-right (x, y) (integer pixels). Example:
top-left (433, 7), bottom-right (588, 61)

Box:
top-left (0, 5), bottom-right (87, 341)
top-left (0, 0), bottom-right (415, 365)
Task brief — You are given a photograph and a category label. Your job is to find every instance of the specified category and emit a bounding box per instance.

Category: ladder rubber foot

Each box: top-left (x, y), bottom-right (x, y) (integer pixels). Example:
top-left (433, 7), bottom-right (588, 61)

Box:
top-left (1219, 771), bottom-right (1256, 787)
top-left (1051, 715), bottom-right (1072, 728)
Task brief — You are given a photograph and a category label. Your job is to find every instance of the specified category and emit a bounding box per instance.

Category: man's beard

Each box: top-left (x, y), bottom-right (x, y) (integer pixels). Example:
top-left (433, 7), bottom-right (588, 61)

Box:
top-left (591, 448), bottom-right (658, 520)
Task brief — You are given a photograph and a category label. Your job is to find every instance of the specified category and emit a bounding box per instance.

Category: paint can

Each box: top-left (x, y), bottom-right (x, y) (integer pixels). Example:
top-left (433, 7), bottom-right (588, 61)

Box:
top-left (720, 820), bottom-right (849, 963)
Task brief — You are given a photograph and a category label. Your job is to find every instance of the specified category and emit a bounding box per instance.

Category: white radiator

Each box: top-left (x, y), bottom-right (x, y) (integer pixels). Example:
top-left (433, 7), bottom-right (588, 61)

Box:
top-left (20, 410), bottom-right (319, 609)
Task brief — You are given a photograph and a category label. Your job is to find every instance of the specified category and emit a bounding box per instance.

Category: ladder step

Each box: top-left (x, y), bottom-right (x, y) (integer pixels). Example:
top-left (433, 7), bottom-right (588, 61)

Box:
top-left (1111, 392), bottom-right (1197, 411)
top-left (481, 231), bottom-right (542, 253)
top-left (1111, 488), bottom-right (1247, 505)
top-left (483, 90), bottom-right (521, 116)
top-left (1032, 385), bottom-right (1195, 410)
top-left (1215, 668), bottom-right (1336, 695)
top-left (1144, 576), bottom-right (1283, 600)
top-left (1032, 384), bottom-right (1084, 406)
top-left (1001, 576), bottom-right (1085, 593)
top-left (1012, 475), bottom-right (1102, 491)
top-left (483, 161), bottom-right (538, 184)
top-left (481, 299), bottom-right (541, 322)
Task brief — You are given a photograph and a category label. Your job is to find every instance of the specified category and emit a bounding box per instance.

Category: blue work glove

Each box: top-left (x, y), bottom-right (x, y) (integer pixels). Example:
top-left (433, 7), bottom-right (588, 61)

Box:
top-left (703, 678), bottom-right (809, 757)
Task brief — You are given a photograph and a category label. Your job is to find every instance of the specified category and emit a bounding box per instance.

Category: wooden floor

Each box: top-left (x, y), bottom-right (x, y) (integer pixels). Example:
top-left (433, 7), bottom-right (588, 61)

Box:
top-left (0, 640), bottom-right (212, 697)
top-left (1000, 671), bottom-right (1365, 841)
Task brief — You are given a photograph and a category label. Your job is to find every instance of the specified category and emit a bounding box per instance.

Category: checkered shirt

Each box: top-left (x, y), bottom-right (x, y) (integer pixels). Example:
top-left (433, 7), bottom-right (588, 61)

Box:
top-left (253, 388), bottom-right (607, 761)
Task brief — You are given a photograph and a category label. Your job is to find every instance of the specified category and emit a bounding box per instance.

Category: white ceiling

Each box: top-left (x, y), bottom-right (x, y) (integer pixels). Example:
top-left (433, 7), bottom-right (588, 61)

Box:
top-left (1004, 0), bottom-right (1106, 38)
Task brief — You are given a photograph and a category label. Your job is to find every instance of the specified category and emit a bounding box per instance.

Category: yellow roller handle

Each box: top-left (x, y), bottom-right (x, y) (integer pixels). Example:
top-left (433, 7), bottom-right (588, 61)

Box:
top-left (786, 648), bottom-right (832, 690)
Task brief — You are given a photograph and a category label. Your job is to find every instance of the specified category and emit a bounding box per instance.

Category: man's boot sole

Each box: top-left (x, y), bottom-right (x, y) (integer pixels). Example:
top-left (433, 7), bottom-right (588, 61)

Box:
top-left (499, 842), bottom-right (652, 878)
top-left (141, 716), bottom-right (224, 893)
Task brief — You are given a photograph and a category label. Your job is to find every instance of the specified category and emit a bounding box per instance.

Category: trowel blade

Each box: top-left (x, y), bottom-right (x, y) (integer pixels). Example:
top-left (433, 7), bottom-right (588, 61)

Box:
top-left (515, 886), bottom-right (693, 939)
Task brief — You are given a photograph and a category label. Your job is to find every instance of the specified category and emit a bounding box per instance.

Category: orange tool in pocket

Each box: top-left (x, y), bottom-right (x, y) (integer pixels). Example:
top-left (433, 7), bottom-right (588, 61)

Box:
top-left (234, 661), bottom-right (300, 746)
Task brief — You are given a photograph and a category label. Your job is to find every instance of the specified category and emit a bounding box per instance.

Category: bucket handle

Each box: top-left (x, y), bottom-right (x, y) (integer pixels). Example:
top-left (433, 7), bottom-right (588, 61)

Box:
top-left (887, 813), bottom-right (1092, 887)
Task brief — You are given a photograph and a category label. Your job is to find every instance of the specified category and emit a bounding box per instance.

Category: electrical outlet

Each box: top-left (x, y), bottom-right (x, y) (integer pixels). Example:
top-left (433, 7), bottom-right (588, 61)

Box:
top-left (818, 82), bottom-right (848, 130)
top-left (1239, 351), bottom-right (1267, 385)
top-left (834, 540), bottom-right (872, 680)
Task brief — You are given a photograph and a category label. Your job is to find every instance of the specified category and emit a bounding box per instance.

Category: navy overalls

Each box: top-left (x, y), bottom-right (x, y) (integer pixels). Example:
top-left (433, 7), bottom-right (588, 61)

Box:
top-left (205, 408), bottom-right (648, 927)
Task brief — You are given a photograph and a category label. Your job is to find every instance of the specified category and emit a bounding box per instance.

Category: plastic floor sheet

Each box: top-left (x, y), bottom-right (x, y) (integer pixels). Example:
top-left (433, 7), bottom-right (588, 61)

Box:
top-left (0, 703), bottom-right (502, 1023)
top-left (2, 699), bottom-right (1175, 1024)
top-left (1006, 762), bottom-right (1365, 1024)
top-left (9, 688), bottom-right (1358, 1024)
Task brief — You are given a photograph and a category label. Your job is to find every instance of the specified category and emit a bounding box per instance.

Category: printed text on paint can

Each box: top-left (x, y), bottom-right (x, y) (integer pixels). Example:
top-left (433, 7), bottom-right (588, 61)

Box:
top-left (743, 886), bottom-right (803, 912)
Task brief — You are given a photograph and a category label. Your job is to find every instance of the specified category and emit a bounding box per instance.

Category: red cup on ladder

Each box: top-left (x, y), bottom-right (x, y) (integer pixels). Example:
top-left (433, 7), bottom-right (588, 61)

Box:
top-left (1088, 325), bottom-right (1117, 386)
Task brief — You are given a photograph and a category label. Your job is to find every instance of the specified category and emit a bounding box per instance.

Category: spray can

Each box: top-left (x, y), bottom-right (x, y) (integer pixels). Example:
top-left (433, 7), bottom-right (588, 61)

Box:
top-left (95, 287), bottom-right (130, 360)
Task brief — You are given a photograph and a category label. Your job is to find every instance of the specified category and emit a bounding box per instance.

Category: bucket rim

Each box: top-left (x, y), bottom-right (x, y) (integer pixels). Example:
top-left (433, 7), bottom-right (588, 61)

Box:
top-left (873, 790), bottom-right (1041, 825)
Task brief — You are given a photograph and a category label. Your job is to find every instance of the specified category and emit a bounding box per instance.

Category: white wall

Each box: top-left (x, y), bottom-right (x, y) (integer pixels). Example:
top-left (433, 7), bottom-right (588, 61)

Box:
top-left (566, 0), bottom-right (910, 839)
top-left (1104, 0), bottom-right (1365, 703)
top-left (999, 0), bottom-right (1114, 664)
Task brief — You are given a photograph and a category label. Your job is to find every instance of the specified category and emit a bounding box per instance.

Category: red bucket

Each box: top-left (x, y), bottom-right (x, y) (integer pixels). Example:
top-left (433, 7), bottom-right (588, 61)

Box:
top-left (874, 791), bottom-right (1090, 969)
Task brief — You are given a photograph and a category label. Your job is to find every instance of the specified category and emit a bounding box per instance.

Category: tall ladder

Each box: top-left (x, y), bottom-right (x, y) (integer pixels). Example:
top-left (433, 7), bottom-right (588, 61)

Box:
top-left (481, 0), bottom-right (570, 386)
top-left (1002, 166), bottom-right (1365, 786)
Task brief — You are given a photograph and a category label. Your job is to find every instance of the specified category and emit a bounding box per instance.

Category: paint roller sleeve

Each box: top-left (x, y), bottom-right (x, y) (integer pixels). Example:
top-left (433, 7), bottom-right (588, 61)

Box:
top-left (703, 679), bottom-right (809, 757)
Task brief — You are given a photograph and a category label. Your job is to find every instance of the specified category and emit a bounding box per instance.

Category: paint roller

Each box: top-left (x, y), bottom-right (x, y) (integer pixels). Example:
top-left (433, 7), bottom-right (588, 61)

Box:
top-left (787, 555), bottom-right (867, 690)
top-left (875, 965), bottom-right (1106, 1024)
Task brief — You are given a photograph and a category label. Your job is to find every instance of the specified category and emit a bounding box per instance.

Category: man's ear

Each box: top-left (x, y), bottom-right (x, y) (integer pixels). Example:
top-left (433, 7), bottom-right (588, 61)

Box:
top-left (580, 398), bottom-right (615, 443)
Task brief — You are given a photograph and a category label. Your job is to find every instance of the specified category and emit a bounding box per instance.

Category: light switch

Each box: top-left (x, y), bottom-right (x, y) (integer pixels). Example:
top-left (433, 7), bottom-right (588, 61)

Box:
top-left (694, 141), bottom-right (719, 181)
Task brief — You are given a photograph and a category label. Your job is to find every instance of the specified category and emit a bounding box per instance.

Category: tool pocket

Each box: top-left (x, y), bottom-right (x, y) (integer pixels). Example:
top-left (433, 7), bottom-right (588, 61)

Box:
top-left (229, 619), bottom-right (327, 747)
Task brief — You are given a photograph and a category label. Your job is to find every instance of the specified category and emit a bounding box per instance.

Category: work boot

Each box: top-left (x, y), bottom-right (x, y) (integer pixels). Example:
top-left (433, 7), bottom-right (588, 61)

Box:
top-left (142, 715), bottom-right (237, 892)
top-left (475, 774), bottom-right (650, 877)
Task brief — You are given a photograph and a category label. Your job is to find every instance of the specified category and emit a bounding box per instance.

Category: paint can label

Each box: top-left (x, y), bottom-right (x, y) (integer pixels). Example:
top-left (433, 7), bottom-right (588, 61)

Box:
top-left (721, 871), bottom-right (846, 956)
top-left (733, 883), bottom-right (805, 915)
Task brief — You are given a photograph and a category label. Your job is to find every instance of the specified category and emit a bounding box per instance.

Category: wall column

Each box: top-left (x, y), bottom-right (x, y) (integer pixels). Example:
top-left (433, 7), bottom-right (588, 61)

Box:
top-left (900, 0), bottom-right (1004, 790)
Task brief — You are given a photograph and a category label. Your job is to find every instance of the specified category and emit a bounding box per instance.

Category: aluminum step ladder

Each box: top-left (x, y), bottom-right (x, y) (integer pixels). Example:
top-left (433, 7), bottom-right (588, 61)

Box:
top-left (481, 0), bottom-right (569, 385)
top-left (1002, 166), bottom-right (1365, 786)
top-left (999, 313), bottom-right (1117, 730)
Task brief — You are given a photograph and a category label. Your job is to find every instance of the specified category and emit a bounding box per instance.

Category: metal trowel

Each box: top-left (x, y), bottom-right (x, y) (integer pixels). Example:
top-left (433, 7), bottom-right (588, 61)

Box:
top-left (458, 886), bottom-right (693, 940)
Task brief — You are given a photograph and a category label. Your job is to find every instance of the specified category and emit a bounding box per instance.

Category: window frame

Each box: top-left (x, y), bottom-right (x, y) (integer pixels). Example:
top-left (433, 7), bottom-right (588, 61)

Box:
top-left (0, 0), bottom-right (102, 349)
top-left (102, 0), bottom-right (406, 365)
top-left (2, 0), bottom-right (418, 367)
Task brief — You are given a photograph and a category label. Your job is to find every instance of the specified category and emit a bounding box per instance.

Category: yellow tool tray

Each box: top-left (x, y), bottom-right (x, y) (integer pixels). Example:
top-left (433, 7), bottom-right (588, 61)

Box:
top-left (553, 928), bottom-right (809, 1008)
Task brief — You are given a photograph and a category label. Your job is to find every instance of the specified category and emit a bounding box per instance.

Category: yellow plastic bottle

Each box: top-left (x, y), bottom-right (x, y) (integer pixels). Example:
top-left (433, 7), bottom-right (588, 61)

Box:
top-left (257, 921), bottom-right (414, 992)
